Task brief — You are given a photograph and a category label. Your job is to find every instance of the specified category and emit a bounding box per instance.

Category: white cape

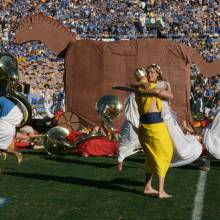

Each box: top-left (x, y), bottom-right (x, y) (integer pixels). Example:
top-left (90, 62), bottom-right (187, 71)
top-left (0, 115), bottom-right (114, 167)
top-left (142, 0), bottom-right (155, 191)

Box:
top-left (0, 105), bottom-right (23, 149)
top-left (118, 89), bottom-right (203, 167)
top-left (118, 93), bottom-right (142, 163)
top-left (203, 110), bottom-right (220, 159)
top-left (162, 102), bottom-right (203, 167)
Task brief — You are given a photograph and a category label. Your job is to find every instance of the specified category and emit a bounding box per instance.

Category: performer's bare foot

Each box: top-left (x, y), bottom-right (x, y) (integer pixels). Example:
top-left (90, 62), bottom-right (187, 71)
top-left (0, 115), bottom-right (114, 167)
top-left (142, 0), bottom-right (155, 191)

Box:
top-left (117, 162), bottom-right (123, 171)
top-left (16, 152), bottom-right (23, 165)
top-left (158, 191), bottom-right (172, 199)
top-left (144, 188), bottom-right (158, 195)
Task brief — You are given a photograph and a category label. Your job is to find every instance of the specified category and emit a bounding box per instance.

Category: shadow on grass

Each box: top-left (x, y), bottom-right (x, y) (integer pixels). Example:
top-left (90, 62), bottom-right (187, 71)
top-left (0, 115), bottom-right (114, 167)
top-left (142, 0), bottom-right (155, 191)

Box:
top-left (5, 172), bottom-right (143, 195)
top-left (22, 151), bottom-right (116, 168)
top-left (23, 151), bottom-right (47, 156)
top-left (45, 156), bottom-right (145, 170)
top-left (23, 151), bottom-right (144, 169)
top-left (210, 160), bottom-right (220, 168)
top-left (173, 161), bottom-right (219, 171)
top-left (45, 156), bottom-right (116, 168)
top-left (111, 177), bottom-right (143, 187)
top-left (174, 165), bottom-right (201, 171)
top-left (126, 157), bottom-right (145, 164)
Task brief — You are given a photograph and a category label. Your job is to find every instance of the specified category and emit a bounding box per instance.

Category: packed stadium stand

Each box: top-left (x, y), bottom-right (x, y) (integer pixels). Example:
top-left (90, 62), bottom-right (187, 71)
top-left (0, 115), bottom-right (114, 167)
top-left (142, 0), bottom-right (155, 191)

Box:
top-left (0, 0), bottom-right (219, 115)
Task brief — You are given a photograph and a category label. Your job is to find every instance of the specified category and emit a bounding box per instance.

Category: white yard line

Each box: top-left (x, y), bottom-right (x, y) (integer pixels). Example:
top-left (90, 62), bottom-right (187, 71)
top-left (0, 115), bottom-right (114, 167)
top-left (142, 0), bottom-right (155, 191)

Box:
top-left (192, 171), bottom-right (207, 220)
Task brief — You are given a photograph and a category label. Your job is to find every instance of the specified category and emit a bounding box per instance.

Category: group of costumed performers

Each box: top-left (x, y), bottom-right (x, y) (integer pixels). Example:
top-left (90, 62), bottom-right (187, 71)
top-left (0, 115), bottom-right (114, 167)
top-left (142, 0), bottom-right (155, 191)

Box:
top-left (57, 63), bottom-right (219, 188)
top-left (117, 66), bottom-right (203, 172)
top-left (116, 64), bottom-right (220, 198)
top-left (1, 52), bottom-right (220, 200)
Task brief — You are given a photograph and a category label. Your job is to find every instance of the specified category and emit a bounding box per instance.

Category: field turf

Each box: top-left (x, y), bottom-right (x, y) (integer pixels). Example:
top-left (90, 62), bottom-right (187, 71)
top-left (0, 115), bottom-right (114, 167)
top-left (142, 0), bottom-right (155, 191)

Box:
top-left (0, 151), bottom-right (219, 220)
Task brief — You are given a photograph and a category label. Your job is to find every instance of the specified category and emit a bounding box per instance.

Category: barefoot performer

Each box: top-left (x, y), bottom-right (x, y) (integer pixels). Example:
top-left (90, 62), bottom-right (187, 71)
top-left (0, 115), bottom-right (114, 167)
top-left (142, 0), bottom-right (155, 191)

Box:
top-left (133, 65), bottom-right (174, 198)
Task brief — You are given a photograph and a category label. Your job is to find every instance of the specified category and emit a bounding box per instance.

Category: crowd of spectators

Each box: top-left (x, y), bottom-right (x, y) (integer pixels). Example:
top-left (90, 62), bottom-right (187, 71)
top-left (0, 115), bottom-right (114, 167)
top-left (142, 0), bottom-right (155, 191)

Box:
top-left (18, 60), bottom-right (64, 97)
top-left (190, 70), bottom-right (220, 121)
top-left (0, 0), bottom-right (219, 117)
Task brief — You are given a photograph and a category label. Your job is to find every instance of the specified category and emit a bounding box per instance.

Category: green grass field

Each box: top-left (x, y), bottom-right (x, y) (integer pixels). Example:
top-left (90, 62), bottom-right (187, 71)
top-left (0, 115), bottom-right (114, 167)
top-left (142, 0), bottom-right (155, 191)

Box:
top-left (0, 151), bottom-right (219, 220)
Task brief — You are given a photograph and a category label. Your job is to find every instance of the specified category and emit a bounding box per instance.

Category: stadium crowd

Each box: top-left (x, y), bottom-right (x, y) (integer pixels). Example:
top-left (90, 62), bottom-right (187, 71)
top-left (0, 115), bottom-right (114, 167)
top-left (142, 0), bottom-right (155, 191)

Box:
top-left (191, 71), bottom-right (220, 121)
top-left (0, 0), bottom-right (219, 117)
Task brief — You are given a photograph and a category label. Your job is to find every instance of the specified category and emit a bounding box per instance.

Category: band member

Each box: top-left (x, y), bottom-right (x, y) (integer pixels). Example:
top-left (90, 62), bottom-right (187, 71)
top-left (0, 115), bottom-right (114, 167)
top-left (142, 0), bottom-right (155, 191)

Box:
top-left (117, 69), bottom-right (145, 171)
top-left (157, 82), bottom-right (203, 168)
top-left (0, 95), bottom-right (23, 164)
top-left (202, 92), bottom-right (220, 171)
top-left (134, 64), bottom-right (174, 198)
top-left (0, 53), bottom-right (24, 164)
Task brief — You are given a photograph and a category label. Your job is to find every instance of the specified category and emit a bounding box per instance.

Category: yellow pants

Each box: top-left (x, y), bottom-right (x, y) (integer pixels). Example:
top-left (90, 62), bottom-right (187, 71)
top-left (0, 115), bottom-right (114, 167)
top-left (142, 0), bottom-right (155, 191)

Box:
top-left (138, 122), bottom-right (173, 177)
